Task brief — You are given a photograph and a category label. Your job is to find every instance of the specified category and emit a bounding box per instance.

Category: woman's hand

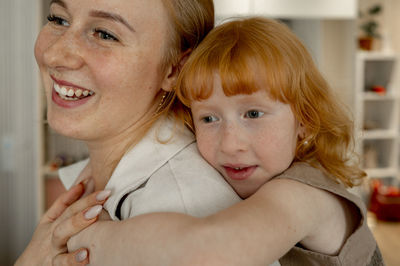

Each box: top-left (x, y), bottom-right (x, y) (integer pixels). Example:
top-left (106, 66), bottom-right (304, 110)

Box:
top-left (15, 180), bottom-right (111, 266)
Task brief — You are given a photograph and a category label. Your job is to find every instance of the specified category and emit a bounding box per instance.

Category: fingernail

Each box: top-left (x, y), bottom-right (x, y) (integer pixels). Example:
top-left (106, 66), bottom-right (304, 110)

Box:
top-left (76, 249), bottom-right (88, 262)
top-left (96, 190), bottom-right (111, 201)
top-left (84, 205), bottom-right (102, 220)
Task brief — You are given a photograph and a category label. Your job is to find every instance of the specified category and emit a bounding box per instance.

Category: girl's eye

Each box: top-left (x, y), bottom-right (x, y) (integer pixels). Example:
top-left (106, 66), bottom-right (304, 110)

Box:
top-left (245, 110), bottom-right (264, 119)
top-left (47, 15), bottom-right (69, 26)
top-left (94, 29), bottom-right (119, 41)
top-left (201, 115), bottom-right (218, 123)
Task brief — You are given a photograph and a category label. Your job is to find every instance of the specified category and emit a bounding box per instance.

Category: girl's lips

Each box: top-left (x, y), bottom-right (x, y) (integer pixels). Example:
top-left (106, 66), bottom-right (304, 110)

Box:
top-left (223, 166), bottom-right (257, 181)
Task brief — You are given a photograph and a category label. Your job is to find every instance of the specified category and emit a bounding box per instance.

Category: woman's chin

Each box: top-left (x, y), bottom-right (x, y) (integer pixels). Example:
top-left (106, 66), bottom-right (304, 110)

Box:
top-left (47, 115), bottom-right (86, 140)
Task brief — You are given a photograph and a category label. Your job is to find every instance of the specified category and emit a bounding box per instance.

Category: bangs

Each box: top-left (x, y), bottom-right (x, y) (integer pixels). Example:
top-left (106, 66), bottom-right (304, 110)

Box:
top-left (177, 21), bottom-right (292, 106)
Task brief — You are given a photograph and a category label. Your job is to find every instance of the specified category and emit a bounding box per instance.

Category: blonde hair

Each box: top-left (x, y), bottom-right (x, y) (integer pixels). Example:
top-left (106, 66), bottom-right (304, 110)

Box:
top-left (174, 17), bottom-right (366, 187)
top-left (161, 0), bottom-right (214, 71)
top-left (153, 0), bottom-right (214, 119)
top-left (114, 1), bottom-right (215, 166)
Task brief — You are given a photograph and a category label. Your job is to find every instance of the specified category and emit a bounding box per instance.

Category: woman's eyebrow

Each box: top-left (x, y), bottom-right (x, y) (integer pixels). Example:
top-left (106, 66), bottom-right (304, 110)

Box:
top-left (50, 0), bottom-right (66, 8)
top-left (89, 10), bottom-right (136, 33)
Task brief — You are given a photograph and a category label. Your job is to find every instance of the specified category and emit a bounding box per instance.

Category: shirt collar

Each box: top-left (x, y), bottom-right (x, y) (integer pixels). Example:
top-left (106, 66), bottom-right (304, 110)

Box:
top-left (59, 118), bottom-right (195, 218)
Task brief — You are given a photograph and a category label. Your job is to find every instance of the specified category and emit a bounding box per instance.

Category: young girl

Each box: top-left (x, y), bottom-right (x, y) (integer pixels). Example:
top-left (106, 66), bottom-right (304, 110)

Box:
top-left (172, 17), bottom-right (384, 265)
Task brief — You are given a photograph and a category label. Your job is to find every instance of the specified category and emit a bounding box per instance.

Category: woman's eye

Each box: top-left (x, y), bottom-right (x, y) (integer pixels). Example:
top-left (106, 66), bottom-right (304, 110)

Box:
top-left (94, 29), bottom-right (119, 41)
top-left (47, 15), bottom-right (69, 26)
top-left (201, 115), bottom-right (218, 123)
top-left (245, 110), bottom-right (264, 119)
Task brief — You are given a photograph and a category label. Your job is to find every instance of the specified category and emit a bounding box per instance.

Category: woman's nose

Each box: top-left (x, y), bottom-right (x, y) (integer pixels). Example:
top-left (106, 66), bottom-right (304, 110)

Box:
top-left (219, 122), bottom-right (248, 155)
top-left (42, 30), bottom-right (84, 70)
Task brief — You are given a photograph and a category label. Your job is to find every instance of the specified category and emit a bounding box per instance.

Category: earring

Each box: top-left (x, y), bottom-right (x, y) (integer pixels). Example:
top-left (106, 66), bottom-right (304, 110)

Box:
top-left (303, 140), bottom-right (309, 146)
top-left (155, 91), bottom-right (168, 114)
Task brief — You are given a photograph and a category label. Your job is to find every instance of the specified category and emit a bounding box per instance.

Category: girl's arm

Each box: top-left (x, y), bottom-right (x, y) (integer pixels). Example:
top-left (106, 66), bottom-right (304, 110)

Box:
top-left (68, 178), bottom-right (355, 265)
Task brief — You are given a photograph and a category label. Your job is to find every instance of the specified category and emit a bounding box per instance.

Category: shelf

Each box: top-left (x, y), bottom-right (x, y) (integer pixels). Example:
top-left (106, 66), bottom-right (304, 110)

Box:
top-left (365, 168), bottom-right (398, 179)
top-left (357, 51), bottom-right (396, 61)
top-left (362, 130), bottom-right (398, 139)
top-left (42, 164), bottom-right (59, 179)
top-left (363, 92), bottom-right (397, 101)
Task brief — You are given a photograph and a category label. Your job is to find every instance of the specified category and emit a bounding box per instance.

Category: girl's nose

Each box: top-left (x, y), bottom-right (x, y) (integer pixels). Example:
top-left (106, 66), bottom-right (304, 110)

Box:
top-left (42, 29), bottom-right (84, 71)
top-left (219, 122), bottom-right (248, 155)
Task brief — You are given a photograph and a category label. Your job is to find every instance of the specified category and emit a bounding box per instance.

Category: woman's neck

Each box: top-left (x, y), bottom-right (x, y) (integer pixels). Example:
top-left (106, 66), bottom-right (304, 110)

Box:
top-left (85, 116), bottom-right (157, 190)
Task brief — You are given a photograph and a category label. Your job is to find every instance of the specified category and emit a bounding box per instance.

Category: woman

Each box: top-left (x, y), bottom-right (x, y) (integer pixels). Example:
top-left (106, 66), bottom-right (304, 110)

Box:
top-left (16, 0), bottom-right (241, 265)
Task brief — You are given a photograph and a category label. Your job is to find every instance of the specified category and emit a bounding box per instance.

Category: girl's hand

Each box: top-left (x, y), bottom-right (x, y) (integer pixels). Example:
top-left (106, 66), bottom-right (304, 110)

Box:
top-left (15, 180), bottom-right (111, 266)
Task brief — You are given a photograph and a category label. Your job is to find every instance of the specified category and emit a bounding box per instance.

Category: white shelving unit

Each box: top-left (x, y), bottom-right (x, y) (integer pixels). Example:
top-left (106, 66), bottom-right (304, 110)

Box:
top-left (354, 51), bottom-right (400, 182)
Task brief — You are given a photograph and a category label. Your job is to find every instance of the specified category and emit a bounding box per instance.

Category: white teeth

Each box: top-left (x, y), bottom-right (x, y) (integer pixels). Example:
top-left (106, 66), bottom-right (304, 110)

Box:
top-left (234, 167), bottom-right (242, 170)
top-left (53, 83), bottom-right (94, 100)
top-left (54, 84), bottom-right (61, 93)
top-left (60, 86), bottom-right (68, 96)
top-left (67, 89), bottom-right (75, 97)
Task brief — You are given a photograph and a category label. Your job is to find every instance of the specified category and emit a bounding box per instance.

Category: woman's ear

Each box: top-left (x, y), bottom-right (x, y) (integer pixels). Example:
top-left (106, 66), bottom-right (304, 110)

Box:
top-left (161, 49), bottom-right (192, 91)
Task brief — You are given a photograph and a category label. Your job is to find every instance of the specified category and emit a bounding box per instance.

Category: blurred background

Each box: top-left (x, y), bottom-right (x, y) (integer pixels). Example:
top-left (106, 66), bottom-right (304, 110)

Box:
top-left (1, 0), bottom-right (400, 265)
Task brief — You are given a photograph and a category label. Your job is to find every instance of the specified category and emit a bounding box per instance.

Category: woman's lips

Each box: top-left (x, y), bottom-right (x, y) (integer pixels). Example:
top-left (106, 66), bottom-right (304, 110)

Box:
top-left (51, 84), bottom-right (93, 108)
top-left (50, 76), bottom-right (95, 108)
top-left (223, 166), bottom-right (257, 181)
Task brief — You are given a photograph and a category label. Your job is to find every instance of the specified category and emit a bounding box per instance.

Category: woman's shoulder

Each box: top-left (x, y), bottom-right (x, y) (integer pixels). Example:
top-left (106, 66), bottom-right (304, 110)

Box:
top-left (162, 142), bottom-right (241, 214)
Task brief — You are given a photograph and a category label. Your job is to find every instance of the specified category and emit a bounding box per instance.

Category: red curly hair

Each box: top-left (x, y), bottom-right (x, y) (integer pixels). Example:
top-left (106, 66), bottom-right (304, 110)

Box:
top-left (170, 17), bottom-right (365, 187)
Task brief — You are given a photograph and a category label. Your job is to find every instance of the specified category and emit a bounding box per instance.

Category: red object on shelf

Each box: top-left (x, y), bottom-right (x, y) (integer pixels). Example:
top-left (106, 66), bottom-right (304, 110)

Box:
top-left (371, 85), bottom-right (386, 95)
top-left (369, 180), bottom-right (400, 221)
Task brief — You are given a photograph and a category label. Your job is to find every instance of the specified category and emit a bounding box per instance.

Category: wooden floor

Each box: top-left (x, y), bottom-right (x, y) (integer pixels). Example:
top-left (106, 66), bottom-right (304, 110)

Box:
top-left (368, 214), bottom-right (400, 266)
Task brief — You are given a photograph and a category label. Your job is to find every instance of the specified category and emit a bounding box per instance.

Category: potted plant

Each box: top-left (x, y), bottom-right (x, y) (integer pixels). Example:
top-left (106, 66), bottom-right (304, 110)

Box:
top-left (358, 4), bottom-right (382, 50)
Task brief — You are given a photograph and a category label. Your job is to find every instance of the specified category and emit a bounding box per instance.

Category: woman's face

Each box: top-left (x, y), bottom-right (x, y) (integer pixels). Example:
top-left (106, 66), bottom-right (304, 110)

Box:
top-left (35, 0), bottom-right (171, 142)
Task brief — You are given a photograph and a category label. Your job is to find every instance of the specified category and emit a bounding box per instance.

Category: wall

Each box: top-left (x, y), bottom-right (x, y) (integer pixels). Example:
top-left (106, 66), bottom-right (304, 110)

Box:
top-left (320, 20), bottom-right (357, 109)
top-left (386, 0), bottom-right (400, 53)
top-left (0, 0), bottom-right (41, 265)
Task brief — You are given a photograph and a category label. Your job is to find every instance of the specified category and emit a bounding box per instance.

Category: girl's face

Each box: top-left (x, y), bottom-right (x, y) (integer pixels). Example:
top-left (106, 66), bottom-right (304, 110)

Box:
top-left (35, 0), bottom-right (171, 142)
top-left (192, 75), bottom-right (304, 199)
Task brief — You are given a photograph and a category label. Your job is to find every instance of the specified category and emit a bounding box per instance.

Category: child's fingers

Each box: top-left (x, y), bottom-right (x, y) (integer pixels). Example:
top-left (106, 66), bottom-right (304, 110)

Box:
top-left (52, 248), bottom-right (89, 266)
top-left (43, 182), bottom-right (85, 223)
top-left (52, 205), bottom-right (103, 249)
